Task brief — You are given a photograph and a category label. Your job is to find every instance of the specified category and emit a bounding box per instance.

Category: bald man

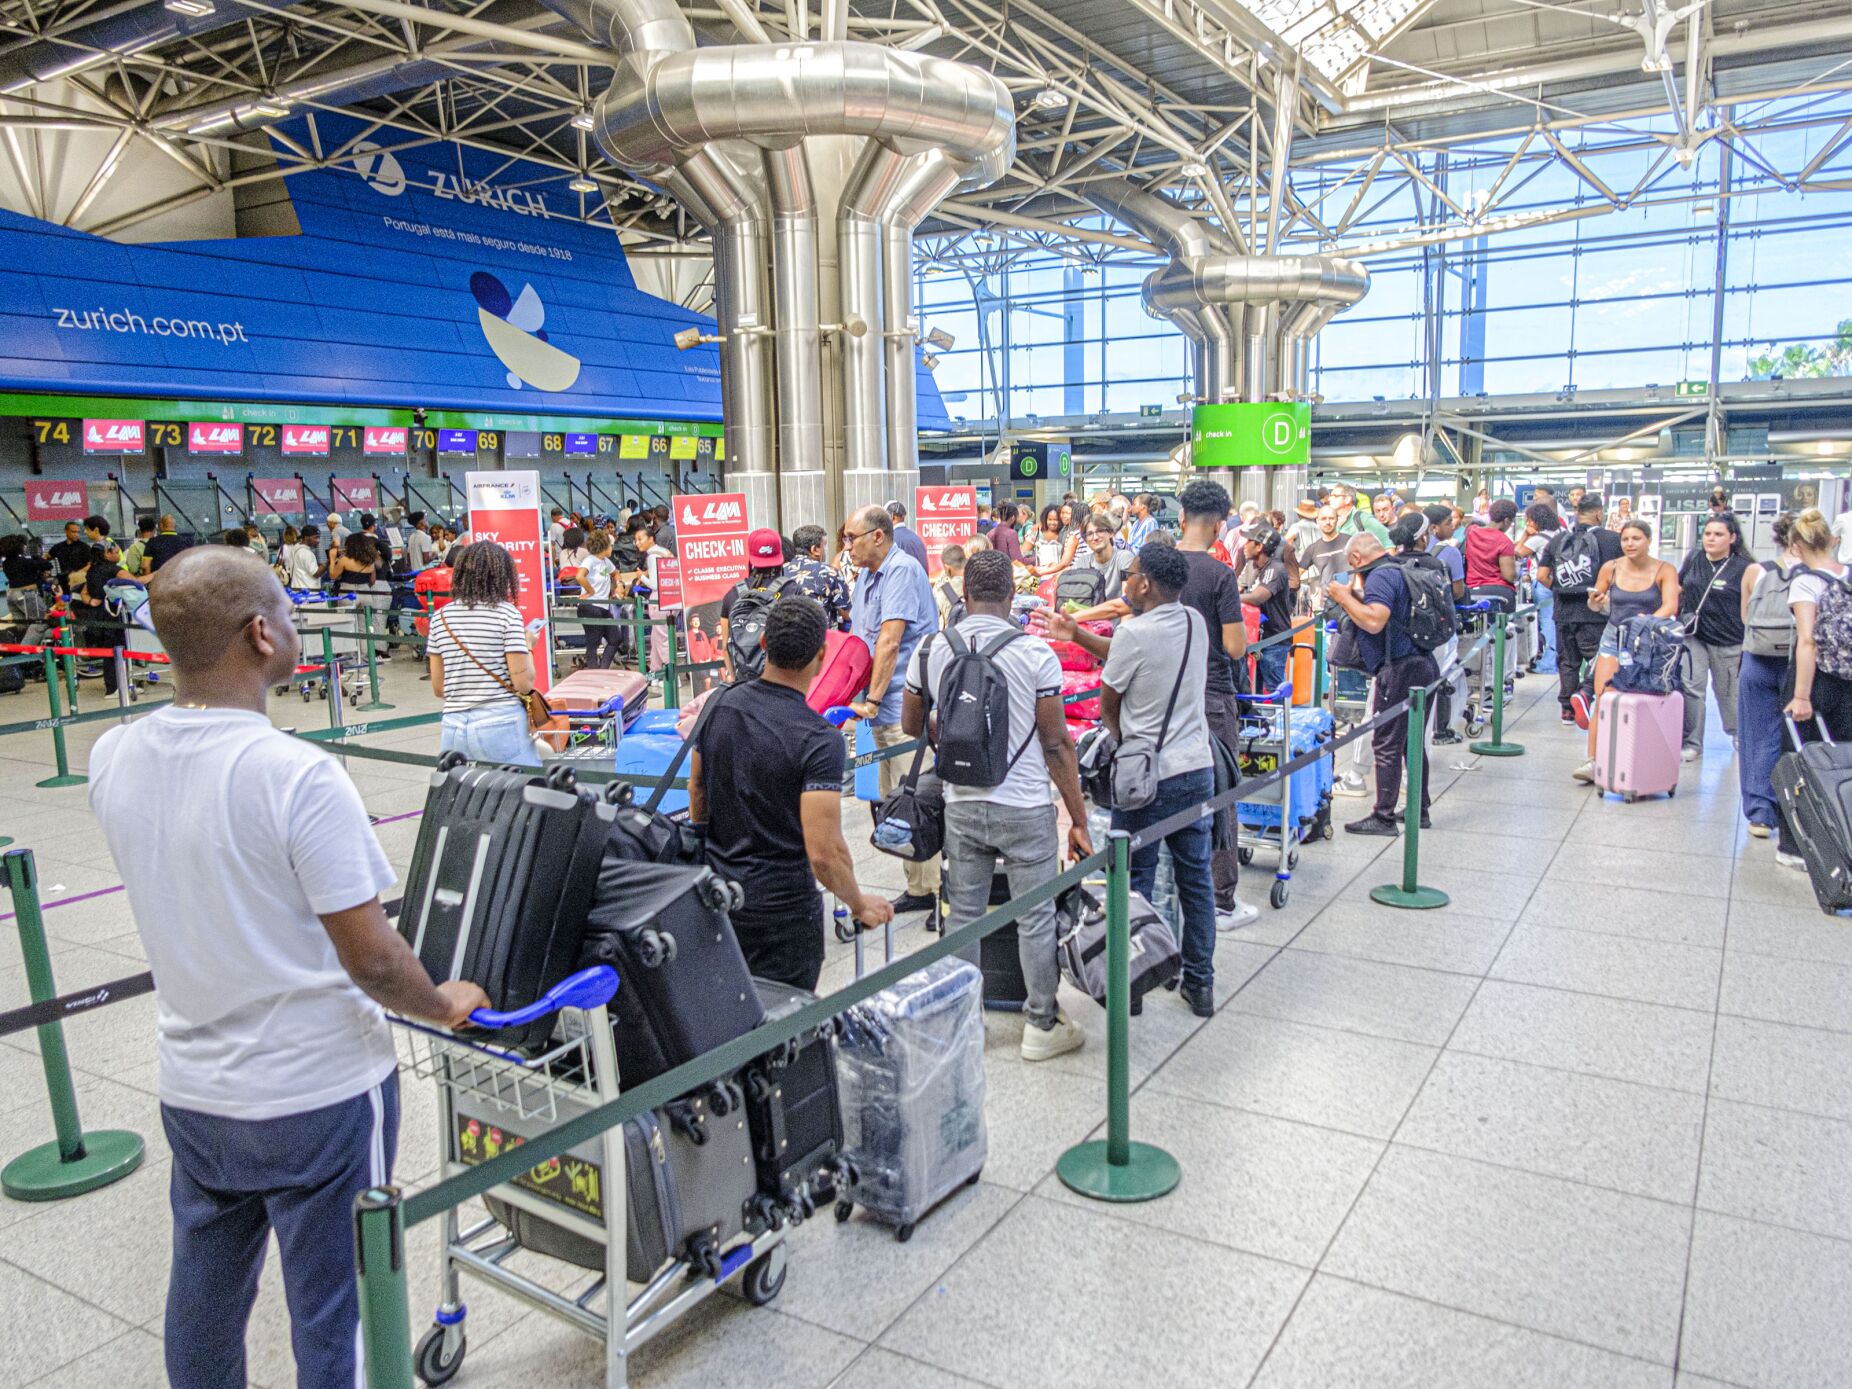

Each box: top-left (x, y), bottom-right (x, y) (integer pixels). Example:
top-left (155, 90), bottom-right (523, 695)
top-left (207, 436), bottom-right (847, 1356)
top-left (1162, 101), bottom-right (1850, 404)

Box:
top-left (87, 547), bottom-right (486, 1389)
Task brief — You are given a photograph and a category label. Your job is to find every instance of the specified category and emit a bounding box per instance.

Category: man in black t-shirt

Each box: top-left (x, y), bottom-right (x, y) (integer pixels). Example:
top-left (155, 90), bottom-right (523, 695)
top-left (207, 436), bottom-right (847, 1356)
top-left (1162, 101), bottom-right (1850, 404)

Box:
top-left (1238, 521), bottom-right (1295, 695)
top-left (144, 515), bottom-right (192, 573)
top-left (1538, 495), bottom-right (1624, 724)
top-left (690, 596), bottom-right (892, 988)
top-left (73, 538), bottom-right (143, 694)
top-left (1176, 479), bottom-right (1258, 929)
top-left (48, 522), bottom-right (95, 594)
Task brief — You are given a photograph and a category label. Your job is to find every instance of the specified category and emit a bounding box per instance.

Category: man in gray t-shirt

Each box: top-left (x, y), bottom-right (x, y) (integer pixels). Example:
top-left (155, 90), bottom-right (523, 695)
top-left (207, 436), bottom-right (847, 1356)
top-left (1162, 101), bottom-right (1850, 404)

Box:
top-left (1041, 544), bottom-right (1220, 1018)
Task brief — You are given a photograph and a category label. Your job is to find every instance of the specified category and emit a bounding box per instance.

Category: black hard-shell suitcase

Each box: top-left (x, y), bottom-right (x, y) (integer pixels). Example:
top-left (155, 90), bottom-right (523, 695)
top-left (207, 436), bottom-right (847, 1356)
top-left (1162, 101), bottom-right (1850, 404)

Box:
top-left (1774, 717), bottom-right (1852, 915)
top-left (938, 872), bottom-right (1034, 1010)
top-left (483, 1089), bottom-right (759, 1281)
top-left (578, 857), bottom-right (763, 1089)
top-left (836, 959), bottom-right (987, 1240)
top-left (398, 757), bottom-right (610, 1051)
top-left (744, 978), bottom-right (849, 1209)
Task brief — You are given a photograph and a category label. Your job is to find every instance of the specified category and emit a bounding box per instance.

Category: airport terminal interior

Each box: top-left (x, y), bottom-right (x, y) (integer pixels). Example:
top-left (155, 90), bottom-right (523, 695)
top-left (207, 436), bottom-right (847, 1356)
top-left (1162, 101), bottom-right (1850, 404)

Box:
top-left (3, 0), bottom-right (1852, 1385)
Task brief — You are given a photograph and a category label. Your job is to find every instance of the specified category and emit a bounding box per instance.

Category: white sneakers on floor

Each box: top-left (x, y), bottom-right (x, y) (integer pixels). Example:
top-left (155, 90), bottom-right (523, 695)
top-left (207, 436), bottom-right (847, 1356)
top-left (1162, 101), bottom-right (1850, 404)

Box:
top-left (1775, 850), bottom-right (1808, 872)
top-left (1217, 899), bottom-right (1261, 933)
top-left (1571, 759), bottom-right (1596, 784)
top-left (1333, 771), bottom-right (1370, 798)
top-left (1748, 824), bottom-right (1771, 839)
top-left (1020, 1013), bottom-right (1085, 1062)
top-left (1681, 747), bottom-right (1700, 763)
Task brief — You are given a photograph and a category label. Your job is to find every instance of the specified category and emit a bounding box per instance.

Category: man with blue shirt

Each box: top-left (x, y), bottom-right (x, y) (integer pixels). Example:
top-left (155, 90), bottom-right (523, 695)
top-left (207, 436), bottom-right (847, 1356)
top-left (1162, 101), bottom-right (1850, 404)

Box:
top-left (1124, 492), bottom-right (1160, 551)
top-left (847, 504), bottom-right (942, 913)
top-left (1325, 532), bottom-right (1438, 836)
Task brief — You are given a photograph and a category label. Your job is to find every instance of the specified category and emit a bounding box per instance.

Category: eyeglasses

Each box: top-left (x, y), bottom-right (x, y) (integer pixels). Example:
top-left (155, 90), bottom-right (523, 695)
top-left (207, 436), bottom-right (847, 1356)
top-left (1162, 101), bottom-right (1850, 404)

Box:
top-left (844, 528), bottom-right (881, 544)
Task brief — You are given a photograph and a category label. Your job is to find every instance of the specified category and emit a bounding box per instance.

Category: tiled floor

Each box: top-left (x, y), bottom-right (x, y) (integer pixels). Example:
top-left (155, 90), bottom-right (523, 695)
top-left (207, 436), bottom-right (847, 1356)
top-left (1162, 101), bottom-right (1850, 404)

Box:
top-left (0, 655), bottom-right (1839, 1389)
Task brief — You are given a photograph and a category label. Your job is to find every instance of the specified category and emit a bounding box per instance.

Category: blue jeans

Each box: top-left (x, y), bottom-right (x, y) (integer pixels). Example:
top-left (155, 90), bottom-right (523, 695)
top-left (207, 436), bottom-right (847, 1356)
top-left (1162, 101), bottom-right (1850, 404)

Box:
top-left (440, 700), bottom-right (542, 767)
top-left (1253, 640), bottom-right (1289, 698)
top-left (1114, 768), bottom-right (1217, 993)
top-left (1533, 582), bottom-right (1557, 671)
top-left (1737, 651), bottom-right (1786, 829)
top-left (163, 1075), bottom-right (400, 1389)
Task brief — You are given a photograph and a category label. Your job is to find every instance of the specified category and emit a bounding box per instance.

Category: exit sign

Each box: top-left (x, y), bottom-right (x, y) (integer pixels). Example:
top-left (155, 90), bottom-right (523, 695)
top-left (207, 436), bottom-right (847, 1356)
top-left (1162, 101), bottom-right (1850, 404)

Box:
top-left (1676, 381), bottom-right (1709, 397)
top-left (1140, 404), bottom-right (1163, 418)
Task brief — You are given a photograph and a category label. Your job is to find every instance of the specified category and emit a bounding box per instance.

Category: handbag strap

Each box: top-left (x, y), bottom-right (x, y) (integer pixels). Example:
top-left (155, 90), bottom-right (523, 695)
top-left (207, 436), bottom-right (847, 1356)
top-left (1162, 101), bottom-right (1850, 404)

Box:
top-left (1151, 607), bottom-right (1195, 758)
top-left (438, 608), bottom-right (524, 704)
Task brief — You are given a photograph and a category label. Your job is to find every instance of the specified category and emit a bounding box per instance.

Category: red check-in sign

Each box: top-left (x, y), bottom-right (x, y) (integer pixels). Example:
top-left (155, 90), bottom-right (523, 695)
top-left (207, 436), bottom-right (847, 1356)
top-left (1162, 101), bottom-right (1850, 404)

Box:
top-left (364, 427), bottom-right (408, 456)
top-left (915, 485), bottom-right (977, 576)
top-left (254, 478), bottom-right (303, 513)
top-left (26, 480), bottom-right (88, 521)
top-left (83, 419), bottom-right (144, 454)
top-left (189, 422), bottom-right (243, 454)
top-left (282, 425), bottom-right (330, 456)
top-left (672, 492), bottom-right (749, 611)
top-left (332, 477), bottom-right (376, 509)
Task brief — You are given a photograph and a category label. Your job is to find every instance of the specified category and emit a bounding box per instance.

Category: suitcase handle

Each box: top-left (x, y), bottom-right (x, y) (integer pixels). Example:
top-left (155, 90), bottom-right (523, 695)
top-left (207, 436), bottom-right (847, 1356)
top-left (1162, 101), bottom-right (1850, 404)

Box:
top-left (1787, 715), bottom-right (1835, 753)
top-left (822, 705), bottom-right (858, 727)
top-left (466, 965), bottom-right (619, 1029)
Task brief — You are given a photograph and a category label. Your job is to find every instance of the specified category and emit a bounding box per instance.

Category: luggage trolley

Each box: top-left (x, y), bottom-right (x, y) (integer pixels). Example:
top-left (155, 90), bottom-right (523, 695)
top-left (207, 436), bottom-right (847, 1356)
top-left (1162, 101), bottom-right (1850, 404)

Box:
top-left (397, 966), bottom-right (790, 1389)
top-left (1233, 681), bottom-right (1304, 910)
top-left (287, 592), bottom-right (368, 705)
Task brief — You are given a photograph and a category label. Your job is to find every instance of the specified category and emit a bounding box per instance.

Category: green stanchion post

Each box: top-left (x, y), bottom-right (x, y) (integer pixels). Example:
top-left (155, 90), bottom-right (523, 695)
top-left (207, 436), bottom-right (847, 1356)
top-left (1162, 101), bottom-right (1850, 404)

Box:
top-left (353, 1187), bottom-right (417, 1389)
top-left (1056, 831), bottom-right (1182, 1202)
top-left (1470, 611), bottom-right (1525, 757)
top-left (1371, 686), bottom-right (1450, 910)
top-left (358, 608), bottom-right (394, 713)
top-left (62, 649), bottom-right (79, 717)
top-left (36, 645), bottom-right (86, 789)
top-left (1, 849), bottom-right (144, 1200)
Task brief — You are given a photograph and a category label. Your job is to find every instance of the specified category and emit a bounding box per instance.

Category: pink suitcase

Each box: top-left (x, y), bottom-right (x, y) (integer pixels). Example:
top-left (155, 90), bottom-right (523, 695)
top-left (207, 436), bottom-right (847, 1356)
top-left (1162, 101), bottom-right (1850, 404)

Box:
top-left (1593, 690), bottom-right (1681, 801)
top-left (542, 669), bottom-right (649, 750)
top-left (806, 629), bottom-right (872, 715)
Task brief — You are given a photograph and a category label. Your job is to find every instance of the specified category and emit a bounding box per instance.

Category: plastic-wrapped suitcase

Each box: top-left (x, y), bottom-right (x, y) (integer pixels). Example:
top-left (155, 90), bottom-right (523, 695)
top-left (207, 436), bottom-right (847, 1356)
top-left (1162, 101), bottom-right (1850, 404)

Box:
top-left (1773, 719), bottom-right (1852, 914)
top-left (834, 958), bottom-right (987, 1241)
top-left (476, 1087), bottom-right (758, 1281)
top-left (1235, 708), bottom-right (1332, 837)
top-left (807, 629), bottom-right (872, 714)
top-left (397, 760), bottom-right (610, 1052)
top-left (1061, 668), bottom-right (1102, 721)
top-left (1593, 689), bottom-right (1681, 801)
top-left (616, 731), bottom-right (690, 814)
top-left (579, 858), bottom-right (762, 1090)
top-left (744, 979), bottom-right (849, 1208)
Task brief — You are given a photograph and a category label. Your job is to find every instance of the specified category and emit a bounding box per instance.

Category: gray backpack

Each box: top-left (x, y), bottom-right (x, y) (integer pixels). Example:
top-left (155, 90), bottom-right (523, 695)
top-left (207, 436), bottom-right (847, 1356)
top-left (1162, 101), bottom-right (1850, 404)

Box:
top-left (1743, 564), bottom-right (1796, 660)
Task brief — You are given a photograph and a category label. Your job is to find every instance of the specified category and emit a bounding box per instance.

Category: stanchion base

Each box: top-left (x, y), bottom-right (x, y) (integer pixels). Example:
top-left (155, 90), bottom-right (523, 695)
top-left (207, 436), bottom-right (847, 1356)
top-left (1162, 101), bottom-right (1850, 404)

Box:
top-left (1470, 740), bottom-right (1525, 757)
top-left (0, 836), bottom-right (11, 849)
top-left (1055, 1140), bottom-right (1181, 1204)
top-left (2, 1129), bottom-right (144, 1201)
top-left (1370, 884), bottom-right (1452, 910)
top-left (359, 702), bottom-right (397, 713)
top-left (34, 774), bottom-right (87, 789)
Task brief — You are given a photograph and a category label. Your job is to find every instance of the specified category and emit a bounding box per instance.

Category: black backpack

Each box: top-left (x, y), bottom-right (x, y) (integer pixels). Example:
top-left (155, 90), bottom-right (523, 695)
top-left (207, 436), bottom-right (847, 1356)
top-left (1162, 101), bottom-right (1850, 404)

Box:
top-left (939, 581), bottom-right (966, 630)
top-left (723, 577), bottom-right (790, 681)
top-left (1551, 527), bottom-right (1604, 597)
top-left (1387, 553), bottom-right (1455, 653)
top-left (933, 626), bottom-right (1032, 788)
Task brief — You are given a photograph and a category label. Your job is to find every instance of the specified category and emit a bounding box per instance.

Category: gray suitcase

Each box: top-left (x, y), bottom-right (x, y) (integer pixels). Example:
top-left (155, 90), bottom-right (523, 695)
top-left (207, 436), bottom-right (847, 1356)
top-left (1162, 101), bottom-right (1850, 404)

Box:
top-left (481, 1089), bottom-right (760, 1281)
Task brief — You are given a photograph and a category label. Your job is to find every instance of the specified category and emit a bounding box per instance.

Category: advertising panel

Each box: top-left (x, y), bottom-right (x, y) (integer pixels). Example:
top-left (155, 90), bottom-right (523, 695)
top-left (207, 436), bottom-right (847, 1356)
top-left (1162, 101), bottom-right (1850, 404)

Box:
top-left (673, 491), bottom-right (748, 668)
top-left (363, 426), bottom-right (408, 456)
top-left (82, 418), bottom-right (143, 454)
top-left (25, 479), bottom-right (88, 521)
top-left (915, 485), bottom-right (977, 577)
top-left (564, 432), bottom-right (597, 456)
top-left (465, 470), bottom-right (553, 693)
top-left (438, 428), bottom-right (479, 456)
top-left (332, 477), bottom-right (377, 510)
top-left (281, 424), bottom-right (331, 456)
top-left (1010, 440), bottom-right (1072, 482)
top-left (253, 477), bottom-right (304, 513)
top-left (188, 421), bottom-right (243, 454)
top-left (1189, 402), bottom-right (1310, 468)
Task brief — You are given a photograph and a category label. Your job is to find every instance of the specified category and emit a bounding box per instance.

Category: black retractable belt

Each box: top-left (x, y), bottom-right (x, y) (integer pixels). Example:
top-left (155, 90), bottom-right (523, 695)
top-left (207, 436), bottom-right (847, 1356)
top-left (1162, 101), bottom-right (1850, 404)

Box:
top-left (0, 970), bottom-right (155, 1038)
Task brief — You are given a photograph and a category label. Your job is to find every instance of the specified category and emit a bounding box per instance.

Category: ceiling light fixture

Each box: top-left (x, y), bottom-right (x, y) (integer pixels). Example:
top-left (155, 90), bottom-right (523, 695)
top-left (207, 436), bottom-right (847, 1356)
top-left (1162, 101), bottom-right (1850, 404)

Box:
top-left (570, 109), bottom-right (595, 131)
top-left (569, 175), bottom-right (598, 194)
top-left (920, 353), bottom-right (941, 370)
top-left (1179, 160), bottom-right (1209, 178)
top-left (164, 0), bottom-right (215, 16)
top-left (1032, 87), bottom-right (1068, 110)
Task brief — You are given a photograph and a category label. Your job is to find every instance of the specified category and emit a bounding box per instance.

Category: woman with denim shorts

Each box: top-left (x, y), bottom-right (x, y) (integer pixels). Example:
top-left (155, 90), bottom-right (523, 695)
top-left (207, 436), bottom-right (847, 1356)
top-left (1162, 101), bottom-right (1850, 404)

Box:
top-left (426, 540), bottom-right (541, 767)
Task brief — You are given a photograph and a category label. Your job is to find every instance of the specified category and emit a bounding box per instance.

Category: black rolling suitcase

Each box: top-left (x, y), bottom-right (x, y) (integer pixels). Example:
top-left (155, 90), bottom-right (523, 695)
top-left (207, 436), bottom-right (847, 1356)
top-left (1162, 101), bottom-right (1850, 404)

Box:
top-left (578, 857), bottom-right (764, 1088)
top-left (744, 978), bottom-right (850, 1211)
top-left (398, 756), bottom-right (611, 1051)
top-left (1774, 718), bottom-right (1852, 914)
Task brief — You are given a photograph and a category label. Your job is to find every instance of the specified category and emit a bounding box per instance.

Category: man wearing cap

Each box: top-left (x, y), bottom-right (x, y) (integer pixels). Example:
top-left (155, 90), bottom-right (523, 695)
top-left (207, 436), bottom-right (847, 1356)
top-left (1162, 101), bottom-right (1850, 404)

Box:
top-left (718, 527), bottom-right (795, 682)
top-left (1238, 522), bottom-right (1294, 694)
top-left (71, 536), bottom-right (143, 696)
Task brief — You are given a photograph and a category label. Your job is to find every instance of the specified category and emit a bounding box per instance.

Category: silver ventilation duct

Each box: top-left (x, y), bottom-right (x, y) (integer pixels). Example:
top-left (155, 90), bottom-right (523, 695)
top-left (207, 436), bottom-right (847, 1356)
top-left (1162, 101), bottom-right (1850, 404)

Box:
top-left (542, 0), bottom-right (1014, 529)
top-left (0, 0), bottom-right (288, 96)
top-left (1084, 175), bottom-right (1369, 508)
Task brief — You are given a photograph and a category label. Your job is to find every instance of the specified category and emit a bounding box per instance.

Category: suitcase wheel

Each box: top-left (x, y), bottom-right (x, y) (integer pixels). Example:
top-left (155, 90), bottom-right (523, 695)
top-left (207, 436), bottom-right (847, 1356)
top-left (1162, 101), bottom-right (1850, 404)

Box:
top-left (834, 1199), bottom-right (854, 1224)
top-left (694, 873), bottom-right (731, 912)
top-left (725, 880), bottom-right (746, 912)
top-left (895, 1222), bottom-right (916, 1244)
top-left (745, 1071), bottom-right (777, 1104)
top-left (603, 780), bottom-right (635, 806)
top-left (543, 762), bottom-right (577, 792)
top-left (631, 928), bottom-right (673, 969)
top-left (437, 750), bottom-right (468, 773)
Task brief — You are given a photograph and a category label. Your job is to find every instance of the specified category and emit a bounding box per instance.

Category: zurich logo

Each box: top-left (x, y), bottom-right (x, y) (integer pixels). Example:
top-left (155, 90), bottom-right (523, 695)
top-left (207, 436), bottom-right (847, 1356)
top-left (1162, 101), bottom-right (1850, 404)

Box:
top-left (470, 271), bottom-right (582, 392)
top-left (351, 141), bottom-right (406, 197)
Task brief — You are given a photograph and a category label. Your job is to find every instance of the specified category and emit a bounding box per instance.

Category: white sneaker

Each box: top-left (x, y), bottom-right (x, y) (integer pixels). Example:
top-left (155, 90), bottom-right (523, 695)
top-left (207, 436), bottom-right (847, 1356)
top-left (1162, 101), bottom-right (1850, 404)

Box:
top-left (1216, 899), bottom-right (1261, 933)
top-left (1020, 1013), bottom-right (1085, 1062)
top-left (1334, 772), bottom-right (1370, 798)
top-left (1776, 850), bottom-right (1807, 872)
top-left (1571, 759), bottom-right (1596, 784)
top-left (1681, 747), bottom-right (1700, 762)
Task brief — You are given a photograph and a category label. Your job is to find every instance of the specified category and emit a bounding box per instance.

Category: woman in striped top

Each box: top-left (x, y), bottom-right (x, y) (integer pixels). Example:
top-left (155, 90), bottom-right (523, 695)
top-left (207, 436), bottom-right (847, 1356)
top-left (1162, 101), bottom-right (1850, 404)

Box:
top-left (426, 541), bottom-right (540, 767)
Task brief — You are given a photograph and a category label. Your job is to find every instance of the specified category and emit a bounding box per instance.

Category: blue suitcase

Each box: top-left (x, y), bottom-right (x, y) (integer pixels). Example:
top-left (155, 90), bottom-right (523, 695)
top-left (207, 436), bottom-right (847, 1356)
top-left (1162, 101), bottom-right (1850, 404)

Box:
top-left (617, 732), bottom-right (690, 814)
top-left (630, 708), bottom-right (682, 738)
top-left (1237, 709), bottom-right (1333, 837)
top-left (835, 959), bottom-right (986, 1238)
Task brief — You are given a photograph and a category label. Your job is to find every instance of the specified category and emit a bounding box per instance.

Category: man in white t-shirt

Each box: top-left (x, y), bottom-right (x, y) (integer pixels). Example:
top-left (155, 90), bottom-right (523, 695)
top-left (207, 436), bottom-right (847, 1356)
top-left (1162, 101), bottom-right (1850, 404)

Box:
top-left (904, 549), bottom-right (1092, 1060)
top-left (548, 507), bottom-right (568, 565)
top-left (1044, 543), bottom-right (1217, 1017)
top-left (87, 548), bottom-right (486, 1389)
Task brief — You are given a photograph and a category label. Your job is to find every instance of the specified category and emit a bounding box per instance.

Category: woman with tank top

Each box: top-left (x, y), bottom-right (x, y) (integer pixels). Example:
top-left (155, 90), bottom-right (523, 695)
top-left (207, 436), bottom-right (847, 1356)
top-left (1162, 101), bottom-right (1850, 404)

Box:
top-left (1572, 518), bottom-right (1680, 783)
top-left (1677, 512), bottom-right (1752, 762)
top-left (1738, 513), bottom-right (1799, 839)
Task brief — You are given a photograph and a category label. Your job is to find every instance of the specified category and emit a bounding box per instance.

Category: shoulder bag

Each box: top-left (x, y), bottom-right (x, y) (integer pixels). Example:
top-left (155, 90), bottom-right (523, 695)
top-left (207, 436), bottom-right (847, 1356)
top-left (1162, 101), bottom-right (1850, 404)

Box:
top-left (870, 633), bottom-right (945, 862)
top-left (439, 608), bottom-right (553, 733)
top-left (1101, 609), bottom-right (1194, 812)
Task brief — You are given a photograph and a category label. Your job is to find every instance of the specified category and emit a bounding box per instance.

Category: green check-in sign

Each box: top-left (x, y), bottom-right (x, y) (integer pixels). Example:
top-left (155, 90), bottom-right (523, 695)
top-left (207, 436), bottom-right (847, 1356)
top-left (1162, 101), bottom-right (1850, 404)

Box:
top-left (1190, 402), bottom-right (1310, 467)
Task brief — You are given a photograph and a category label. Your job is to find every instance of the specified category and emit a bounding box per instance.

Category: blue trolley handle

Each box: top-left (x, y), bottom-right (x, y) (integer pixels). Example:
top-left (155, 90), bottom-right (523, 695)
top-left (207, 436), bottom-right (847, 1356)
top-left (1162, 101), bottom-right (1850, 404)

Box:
top-left (1243, 680), bottom-right (1294, 704)
top-left (822, 705), bottom-right (859, 727)
top-left (464, 965), bottom-right (619, 1029)
top-left (1456, 600), bottom-right (1493, 613)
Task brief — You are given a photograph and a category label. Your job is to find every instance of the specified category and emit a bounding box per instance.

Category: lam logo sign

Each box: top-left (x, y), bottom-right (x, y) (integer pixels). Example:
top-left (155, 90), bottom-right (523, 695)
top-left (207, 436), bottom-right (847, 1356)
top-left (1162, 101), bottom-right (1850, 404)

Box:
top-left (351, 141), bottom-right (407, 197)
top-left (188, 422), bottom-right (243, 454)
top-left (679, 497), bottom-right (744, 532)
top-left (281, 425), bottom-right (331, 455)
top-left (25, 480), bottom-right (89, 521)
top-left (469, 271), bottom-right (581, 392)
top-left (82, 419), bottom-right (144, 453)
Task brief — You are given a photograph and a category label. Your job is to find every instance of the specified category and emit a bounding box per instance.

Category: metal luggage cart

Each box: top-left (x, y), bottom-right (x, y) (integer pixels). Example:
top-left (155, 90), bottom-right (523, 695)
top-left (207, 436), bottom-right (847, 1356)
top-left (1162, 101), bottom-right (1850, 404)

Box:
top-left (103, 582), bottom-right (164, 700)
top-left (397, 966), bottom-right (789, 1389)
top-left (546, 703), bottom-right (626, 769)
top-left (289, 595), bottom-right (369, 705)
top-left (1233, 681), bottom-right (1300, 910)
top-left (1454, 600), bottom-right (1507, 739)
